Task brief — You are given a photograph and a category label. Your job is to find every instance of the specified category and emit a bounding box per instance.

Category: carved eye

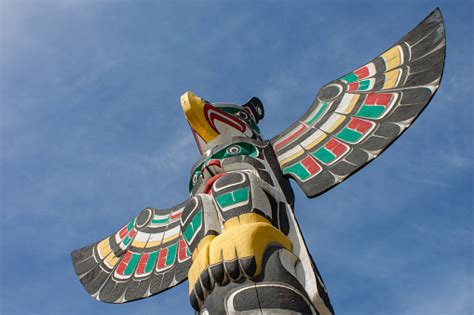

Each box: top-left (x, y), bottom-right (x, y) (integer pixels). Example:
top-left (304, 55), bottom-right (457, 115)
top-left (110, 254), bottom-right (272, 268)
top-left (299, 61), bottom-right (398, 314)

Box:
top-left (237, 111), bottom-right (249, 120)
top-left (192, 173), bottom-right (199, 184)
top-left (226, 145), bottom-right (241, 155)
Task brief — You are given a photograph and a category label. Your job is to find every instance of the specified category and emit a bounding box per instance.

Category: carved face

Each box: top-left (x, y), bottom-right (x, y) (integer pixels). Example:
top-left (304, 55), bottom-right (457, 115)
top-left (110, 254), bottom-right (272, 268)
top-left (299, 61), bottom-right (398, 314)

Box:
top-left (180, 91), bottom-right (264, 154)
top-left (188, 141), bottom-right (261, 194)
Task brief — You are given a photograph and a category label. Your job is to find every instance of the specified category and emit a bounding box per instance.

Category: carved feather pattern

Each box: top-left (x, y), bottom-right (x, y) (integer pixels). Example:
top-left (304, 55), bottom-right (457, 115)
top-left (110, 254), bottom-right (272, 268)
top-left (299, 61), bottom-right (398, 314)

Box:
top-left (271, 9), bottom-right (445, 197)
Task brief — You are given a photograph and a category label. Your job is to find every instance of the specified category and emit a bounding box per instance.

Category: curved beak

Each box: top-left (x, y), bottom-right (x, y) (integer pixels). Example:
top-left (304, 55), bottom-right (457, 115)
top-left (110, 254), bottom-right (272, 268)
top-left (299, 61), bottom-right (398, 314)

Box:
top-left (180, 91), bottom-right (219, 144)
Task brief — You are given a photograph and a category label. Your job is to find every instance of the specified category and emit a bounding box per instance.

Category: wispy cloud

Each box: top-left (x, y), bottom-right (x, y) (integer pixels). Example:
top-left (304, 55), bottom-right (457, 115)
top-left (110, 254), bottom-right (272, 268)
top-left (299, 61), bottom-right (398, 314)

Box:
top-left (1, 2), bottom-right (472, 315)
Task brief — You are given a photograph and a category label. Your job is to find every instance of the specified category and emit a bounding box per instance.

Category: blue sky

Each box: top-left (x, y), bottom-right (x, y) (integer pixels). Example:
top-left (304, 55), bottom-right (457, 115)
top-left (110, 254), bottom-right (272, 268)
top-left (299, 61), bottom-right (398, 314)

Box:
top-left (1, 1), bottom-right (472, 314)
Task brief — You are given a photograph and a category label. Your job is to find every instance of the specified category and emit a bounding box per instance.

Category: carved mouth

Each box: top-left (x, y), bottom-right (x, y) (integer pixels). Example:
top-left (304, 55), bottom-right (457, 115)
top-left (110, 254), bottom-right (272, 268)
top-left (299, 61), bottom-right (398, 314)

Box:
top-left (201, 159), bottom-right (225, 194)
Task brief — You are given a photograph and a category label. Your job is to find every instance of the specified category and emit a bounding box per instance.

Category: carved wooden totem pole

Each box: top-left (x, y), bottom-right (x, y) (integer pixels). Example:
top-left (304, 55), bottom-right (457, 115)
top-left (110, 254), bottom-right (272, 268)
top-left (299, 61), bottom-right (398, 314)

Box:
top-left (72, 9), bottom-right (445, 314)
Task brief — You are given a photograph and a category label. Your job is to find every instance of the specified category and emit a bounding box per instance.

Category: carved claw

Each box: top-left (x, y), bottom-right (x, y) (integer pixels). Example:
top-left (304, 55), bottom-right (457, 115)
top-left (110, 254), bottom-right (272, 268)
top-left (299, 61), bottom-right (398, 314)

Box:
top-left (187, 213), bottom-right (292, 310)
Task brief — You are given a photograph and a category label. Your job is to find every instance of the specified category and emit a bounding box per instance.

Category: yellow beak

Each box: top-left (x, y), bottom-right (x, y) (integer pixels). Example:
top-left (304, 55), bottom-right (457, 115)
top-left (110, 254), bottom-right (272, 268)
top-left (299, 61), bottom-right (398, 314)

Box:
top-left (180, 91), bottom-right (219, 143)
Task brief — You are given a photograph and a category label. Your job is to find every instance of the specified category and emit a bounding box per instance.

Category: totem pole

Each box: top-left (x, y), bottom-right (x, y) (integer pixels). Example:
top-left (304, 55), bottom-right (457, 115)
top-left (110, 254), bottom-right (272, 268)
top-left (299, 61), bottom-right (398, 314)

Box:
top-left (72, 9), bottom-right (445, 314)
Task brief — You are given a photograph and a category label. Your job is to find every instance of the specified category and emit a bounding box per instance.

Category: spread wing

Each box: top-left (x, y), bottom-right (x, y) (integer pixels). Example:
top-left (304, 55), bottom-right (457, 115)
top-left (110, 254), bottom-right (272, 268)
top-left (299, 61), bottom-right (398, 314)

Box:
top-left (71, 197), bottom-right (207, 303)
top-left (271, 8), bottom-right (445, 198)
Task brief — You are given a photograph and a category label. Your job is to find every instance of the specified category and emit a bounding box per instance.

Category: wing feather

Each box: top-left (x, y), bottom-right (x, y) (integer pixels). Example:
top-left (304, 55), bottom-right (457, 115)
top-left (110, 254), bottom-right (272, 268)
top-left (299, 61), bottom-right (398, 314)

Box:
top-left (271, 8), bottom-right (445, 197)
top-left (71, 196), bottom-right (207, 303)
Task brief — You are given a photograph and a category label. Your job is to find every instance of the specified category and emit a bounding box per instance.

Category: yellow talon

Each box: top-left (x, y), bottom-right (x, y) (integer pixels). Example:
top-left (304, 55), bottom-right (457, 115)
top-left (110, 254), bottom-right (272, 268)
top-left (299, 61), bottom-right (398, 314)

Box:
top-left (188, 234), bottom-right (215, 294)
top-left (210, 213), bottom-right (292, 276)
top-left (188, 213), bottom-right (292, 294)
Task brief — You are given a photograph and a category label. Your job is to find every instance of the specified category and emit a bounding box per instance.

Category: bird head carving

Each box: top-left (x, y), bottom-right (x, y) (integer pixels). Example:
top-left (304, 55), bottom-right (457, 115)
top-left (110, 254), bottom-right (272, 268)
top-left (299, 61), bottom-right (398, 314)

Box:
top-left (181, 91), bottom-right (264, 154)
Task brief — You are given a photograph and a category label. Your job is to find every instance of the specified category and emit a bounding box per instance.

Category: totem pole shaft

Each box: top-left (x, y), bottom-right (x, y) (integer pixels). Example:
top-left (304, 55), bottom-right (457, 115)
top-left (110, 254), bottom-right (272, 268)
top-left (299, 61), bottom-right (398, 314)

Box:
top-left (187, 140), bottom-right (333, 314)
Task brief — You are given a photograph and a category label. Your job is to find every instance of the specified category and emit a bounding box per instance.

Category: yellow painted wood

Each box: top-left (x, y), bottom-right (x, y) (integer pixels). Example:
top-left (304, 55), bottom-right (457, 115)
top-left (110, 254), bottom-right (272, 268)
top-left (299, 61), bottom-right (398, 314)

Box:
top-left (187, 213), bottom-right (292, 295)
top-left (131, 239), bottom-right (147, 248)
top-left (97, 238), bottom-right (112, 259)
top-left (145, 240), bottom-right (162, 248)
top-left (382, 45), bottom-right (403, 71)
top-left (278, 146), bottom-right (305, 166)
top-left (104, 253), bottom-right (119, 268)
top-left (336, 93), bottom-right (360, 114)
top-left (187, 235), bottom-right (216, 293)
top-left (322, 114), bottom-right (346, 133)
top-left (181, 91), bottom-right (219, 143)
top-left (383, 68), bottom-right (402, 89)
top-left (209, 221), bottom-right (292, 276)
top-left (161, 234), bottom-right (179, 244)
top-left (301, 131), bottom-right (327, 151)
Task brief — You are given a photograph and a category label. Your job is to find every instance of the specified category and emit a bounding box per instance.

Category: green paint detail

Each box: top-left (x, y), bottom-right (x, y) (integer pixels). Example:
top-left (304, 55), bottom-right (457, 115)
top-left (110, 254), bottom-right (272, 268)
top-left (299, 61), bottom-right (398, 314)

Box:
top-left (218, 106), bottom-right (240, 115)
top-left (305, 102), bottom-right (328, 125)
top-left (145, 251), bottom-right (158, 273)
top-left (183, 224), bottom-right (195, 243)
top-left (216, 193), bottom-right (234, 208)
top-left (216, 187), bottom-right (249, 208)
top-left (183, 209), bottom-right (202, 242)
top-left (283, 162), bottom-right (310, 181)
top-left (188, 142), bottom-right (258, 193)
top-left (165, 243), bottom-right (178, 266)
top-left (124, 253), bottom-right (141, 275)
top-left (152, 217), bottom-right (168, 224)
top-left (233, 187), bottom-right (249, 203)
top-left (219, 106), bottom-right (261, 134)
top-left (127, 219), bottom-right (135, 231)
top-left (312, 147), bottom-right (336, 164)
top-left (358, 80), bottom-right (371, 91)
top-left (249, 120), bottom-right (261, 134)
top-left (355, 105), bottom-right (385, 118)
top-left (341, 72), bottom-right (358, 83)
top-left (191, 209), bottom-right (202, 230)
top-left (213, 143), bottom-right (258, 160)
top-left (123, 236), bottom-right (131, 246)
top-left (185, 247), bottom-right (191, 257)
top-left (336, 128), bottom-right (361, 143)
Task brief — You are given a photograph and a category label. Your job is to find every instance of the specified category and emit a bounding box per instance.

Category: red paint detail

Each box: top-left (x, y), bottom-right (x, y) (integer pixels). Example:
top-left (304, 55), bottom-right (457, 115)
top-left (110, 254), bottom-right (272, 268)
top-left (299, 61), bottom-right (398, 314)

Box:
top-left (326, 138), bottom-right (347, 156)
top-left (203, 173), bottom-right (226, 194)
top-left (348, 82), bottom-right (359, 91)
top-left (157, 248), bottom-right (168, 269)
top-left (117, 251), bottom-right (132, 275)
top-left (137, 253), bottom-right (149, 274)
top-left (201, 159), bottom-right (222, 175)
top-left (171, 210), bottom-right (182, 220)
top-left (119, 226), bottom-right (128, 239)
top-left (116, 260), bottom-right (127, 275)
top-left (301, 156), bottom-right (321, 175)
top-left (206, 159), bottom-right (221, 168)
top-left (274, 123), bottom-right (307, 151)
top-left (354, 66), bottom-right (369, 79)
top-left (208, 111), bottom-right (245, 132)
top-left (365, 93), bottom-right (378, 105)
top-left (365, 93), bottom-right (392, 106)
top-left (348, 117), bottom-right (373, 134)
top-left (376, 93), bottom-right (392, 106)
top-left (204, 104), bottom-right (246, 133)
top-left (325, 138), bottom-right (337, 150)
top-left (178, 239), bottom-right (188, 261)
top-left (129, 229), bottom-right (137, 238)
top-left (122, 251), bottom-right (132, 263)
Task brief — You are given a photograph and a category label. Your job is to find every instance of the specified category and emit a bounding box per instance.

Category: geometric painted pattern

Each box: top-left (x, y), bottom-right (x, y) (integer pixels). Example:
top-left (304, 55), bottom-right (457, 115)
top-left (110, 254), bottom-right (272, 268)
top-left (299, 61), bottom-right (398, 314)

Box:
top-left (71, 197), bottom-right (204, 303)
top-left (271, 9), bottom-right (446, 198)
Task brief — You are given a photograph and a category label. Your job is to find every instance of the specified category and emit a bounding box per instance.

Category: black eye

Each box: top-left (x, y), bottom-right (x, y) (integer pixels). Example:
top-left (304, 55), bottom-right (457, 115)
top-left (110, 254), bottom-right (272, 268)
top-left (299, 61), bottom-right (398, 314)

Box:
top-left (226, 145), bottom-right (241, 155)
top-left (237, 111), bottom-right (249, 120)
